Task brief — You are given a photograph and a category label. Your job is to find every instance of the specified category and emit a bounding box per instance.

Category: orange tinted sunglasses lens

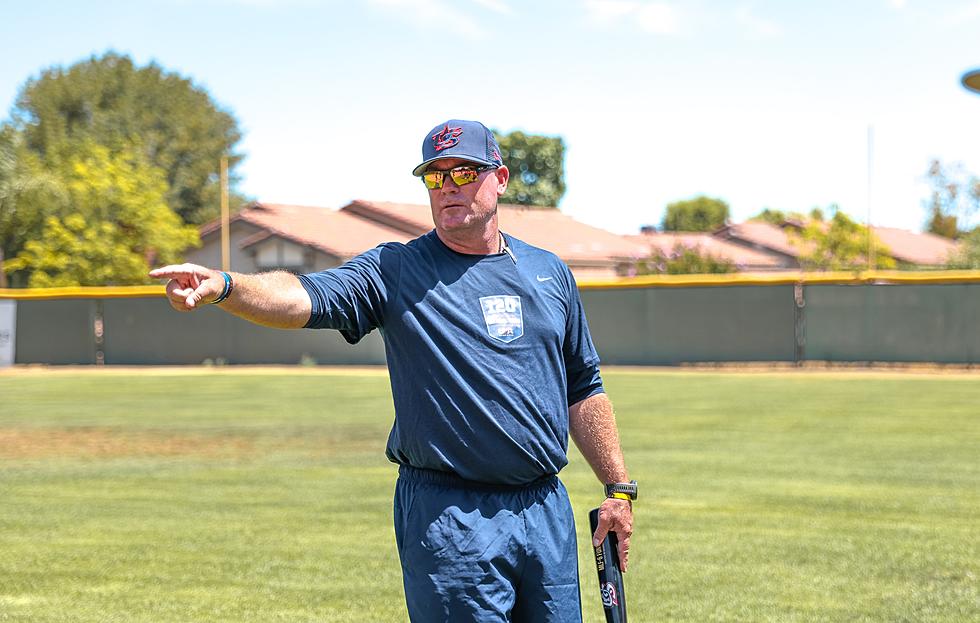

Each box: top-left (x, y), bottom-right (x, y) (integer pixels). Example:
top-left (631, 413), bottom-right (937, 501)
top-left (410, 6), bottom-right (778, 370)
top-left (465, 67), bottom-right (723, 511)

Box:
top-left (450, 168), bottom-right (480, 185)
top-left (422, 171), bottom-right (444, 189)
top-left (421, 166), bottom-right (489, 189)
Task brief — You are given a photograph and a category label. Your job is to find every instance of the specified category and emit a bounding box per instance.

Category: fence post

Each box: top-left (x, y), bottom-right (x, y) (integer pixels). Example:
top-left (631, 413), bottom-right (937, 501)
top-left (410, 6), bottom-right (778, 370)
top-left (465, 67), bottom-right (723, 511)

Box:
top-left (94, 299), bottom-right (105, 366)
top-left (794, 282), bottom-right (806, 365)
top-left (0, 299), bottom-right (15, 367)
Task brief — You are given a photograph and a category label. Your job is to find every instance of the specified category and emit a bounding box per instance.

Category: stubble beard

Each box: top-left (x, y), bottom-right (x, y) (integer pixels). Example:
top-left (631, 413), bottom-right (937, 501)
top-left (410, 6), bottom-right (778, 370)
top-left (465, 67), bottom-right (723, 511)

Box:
top-left (433, 201), bottom-right (499, 249)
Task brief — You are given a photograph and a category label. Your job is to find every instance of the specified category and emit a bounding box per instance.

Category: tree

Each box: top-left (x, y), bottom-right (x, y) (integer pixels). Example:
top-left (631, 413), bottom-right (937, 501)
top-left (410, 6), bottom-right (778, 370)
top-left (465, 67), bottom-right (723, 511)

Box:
top-left (11, 51), bottom-right (245, 224)
top-left (6, 142), bottom-right (199, 286)
top-left (927, 206), bottom-right (959, 239)
top-left (923, 159), bottom-right (979, 239)
top-left (946, 228), bottom-right (980, 269)
top-left (496, 130), bottom-right (565, 207)
top-left (0, 128), bottom-right (65, 287)
top-left (749, 207), bottom-right (819, 226)
top-left (791, 207), bottom-right (895, 271)
top-left (0, 129), bottom-right (25, 287)
top-left (634, 244), bottom-right (737, 275)
top-left (662, 196), bottom-right (730, 232)
top-left (750, 208), bottom-right (787, 226)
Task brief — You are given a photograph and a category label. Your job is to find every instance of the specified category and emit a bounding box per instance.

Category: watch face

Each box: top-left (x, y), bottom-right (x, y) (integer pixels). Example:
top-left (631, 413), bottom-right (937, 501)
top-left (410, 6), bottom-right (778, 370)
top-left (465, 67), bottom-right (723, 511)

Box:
top-left (606, 481), bottom-right (638, 499)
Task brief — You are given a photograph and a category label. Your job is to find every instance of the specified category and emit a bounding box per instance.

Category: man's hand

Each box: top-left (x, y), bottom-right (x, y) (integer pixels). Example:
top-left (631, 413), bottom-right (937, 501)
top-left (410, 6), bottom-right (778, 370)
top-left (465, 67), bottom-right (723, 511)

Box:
top-left (149, 264), bottom-right (224, 311)
top-left (591, 497), bottom-right (633, 572)
top-left (149, 265), bottom-right (310, 328)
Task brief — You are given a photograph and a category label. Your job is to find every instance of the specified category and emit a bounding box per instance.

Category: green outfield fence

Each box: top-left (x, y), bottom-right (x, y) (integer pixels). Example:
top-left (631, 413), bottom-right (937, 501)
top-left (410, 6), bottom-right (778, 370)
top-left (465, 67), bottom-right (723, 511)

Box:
top-left (2, 271), bottom-right (979, 366)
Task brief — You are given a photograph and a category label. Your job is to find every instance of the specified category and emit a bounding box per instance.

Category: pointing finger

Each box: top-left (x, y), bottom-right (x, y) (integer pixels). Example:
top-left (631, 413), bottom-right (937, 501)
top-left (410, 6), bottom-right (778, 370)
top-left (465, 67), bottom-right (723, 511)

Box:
top-left (149, 263), bottom-right (211, 281)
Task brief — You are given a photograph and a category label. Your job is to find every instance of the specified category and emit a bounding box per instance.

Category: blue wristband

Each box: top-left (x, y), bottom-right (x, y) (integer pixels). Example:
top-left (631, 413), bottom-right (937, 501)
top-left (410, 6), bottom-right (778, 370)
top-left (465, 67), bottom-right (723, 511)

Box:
top-left (211, 271), bottom-right (233, 304)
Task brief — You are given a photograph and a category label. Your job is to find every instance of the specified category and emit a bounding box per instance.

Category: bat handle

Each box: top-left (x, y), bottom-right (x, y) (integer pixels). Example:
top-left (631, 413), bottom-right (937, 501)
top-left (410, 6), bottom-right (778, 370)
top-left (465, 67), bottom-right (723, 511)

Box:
top-left (589, 508), bottom-right (628, 622)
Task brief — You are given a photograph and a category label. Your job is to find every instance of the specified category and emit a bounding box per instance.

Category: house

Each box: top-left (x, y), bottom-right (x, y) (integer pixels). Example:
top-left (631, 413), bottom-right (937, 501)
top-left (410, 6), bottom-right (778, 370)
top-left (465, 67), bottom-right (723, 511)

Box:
top-left (186, 203), bottom-right (414, 274)
top-left (625, 231), bottom-right (791, 272)
top-left (869, 227), bottom-right (961, 267)
top-left (341, 200), bottom-right (647, 280)
top-left (187, 202), bottom-right (961, 279)
top-left (713, 221), bottom-right (804, 268)
top-left (188, 200), bottom-right (647, 280)
top-left (714, 220), bottom-right (960, 269)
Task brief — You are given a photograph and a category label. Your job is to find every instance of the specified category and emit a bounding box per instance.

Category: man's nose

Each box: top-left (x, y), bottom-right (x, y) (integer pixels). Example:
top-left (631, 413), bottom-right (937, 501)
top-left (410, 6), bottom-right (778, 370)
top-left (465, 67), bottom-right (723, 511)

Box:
top-left (439, 174), bottom-right (461, 192)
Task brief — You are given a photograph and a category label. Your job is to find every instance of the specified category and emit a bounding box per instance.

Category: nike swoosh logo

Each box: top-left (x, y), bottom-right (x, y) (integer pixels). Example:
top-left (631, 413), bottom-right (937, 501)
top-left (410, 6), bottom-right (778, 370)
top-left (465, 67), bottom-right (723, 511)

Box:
top-left (536, 275), bottom-right (553, 282)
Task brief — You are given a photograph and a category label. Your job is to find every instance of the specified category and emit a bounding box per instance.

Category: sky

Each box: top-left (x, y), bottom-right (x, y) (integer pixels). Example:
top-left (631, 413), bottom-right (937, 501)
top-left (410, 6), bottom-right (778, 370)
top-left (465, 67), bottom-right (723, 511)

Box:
top-left (2, 0), bottom-right (979, 234)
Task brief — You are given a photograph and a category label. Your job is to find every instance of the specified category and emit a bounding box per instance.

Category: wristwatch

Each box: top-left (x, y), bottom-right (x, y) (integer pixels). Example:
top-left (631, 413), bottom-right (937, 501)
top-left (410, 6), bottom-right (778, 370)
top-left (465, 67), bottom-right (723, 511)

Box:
top-left (605, 480), bottom-right (638, 501)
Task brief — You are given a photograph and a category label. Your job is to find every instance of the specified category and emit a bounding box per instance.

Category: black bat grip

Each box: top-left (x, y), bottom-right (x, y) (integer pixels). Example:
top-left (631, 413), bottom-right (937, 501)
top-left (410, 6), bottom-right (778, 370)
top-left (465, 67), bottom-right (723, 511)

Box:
top-left (589, 507), bottom-right (628, 623)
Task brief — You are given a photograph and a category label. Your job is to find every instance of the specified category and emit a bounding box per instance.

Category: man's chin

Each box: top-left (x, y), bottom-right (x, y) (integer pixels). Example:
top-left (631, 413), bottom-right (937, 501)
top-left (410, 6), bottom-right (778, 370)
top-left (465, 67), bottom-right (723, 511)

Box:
top-left (437, 211), bottom-right (473, 231)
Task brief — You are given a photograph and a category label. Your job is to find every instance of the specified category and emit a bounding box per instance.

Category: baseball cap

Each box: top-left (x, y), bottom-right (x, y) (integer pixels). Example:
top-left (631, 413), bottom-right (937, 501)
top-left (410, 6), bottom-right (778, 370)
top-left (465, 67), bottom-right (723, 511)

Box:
top-left (412, 119), bottom-right (504, 176)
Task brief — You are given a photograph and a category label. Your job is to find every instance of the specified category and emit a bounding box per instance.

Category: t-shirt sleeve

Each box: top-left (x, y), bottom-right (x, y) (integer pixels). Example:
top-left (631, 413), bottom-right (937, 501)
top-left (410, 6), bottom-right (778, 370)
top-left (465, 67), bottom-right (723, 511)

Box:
top-left (298, 245), bottom-right (399, 344)
top-left (561, 264), bottom-right (605, 405)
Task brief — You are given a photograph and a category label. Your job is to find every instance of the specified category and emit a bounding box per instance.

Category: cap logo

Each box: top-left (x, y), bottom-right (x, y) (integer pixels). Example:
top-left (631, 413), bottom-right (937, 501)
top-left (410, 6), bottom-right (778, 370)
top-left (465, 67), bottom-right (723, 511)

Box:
top-left (491, 148), bottom-right (502, 164)
top-left (432, 124), bottom-right (463, 151)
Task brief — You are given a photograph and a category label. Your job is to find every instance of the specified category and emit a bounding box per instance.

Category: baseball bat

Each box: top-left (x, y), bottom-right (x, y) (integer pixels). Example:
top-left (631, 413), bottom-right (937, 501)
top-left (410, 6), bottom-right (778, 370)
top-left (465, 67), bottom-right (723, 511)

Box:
top-left (589, 507), bottom-right (628, 623)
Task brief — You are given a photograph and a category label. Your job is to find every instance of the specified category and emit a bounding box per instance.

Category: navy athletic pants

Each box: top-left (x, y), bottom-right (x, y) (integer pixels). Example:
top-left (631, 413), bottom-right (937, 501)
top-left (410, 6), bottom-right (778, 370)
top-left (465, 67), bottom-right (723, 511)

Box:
top-left (394, 465), bottom-right (583, 622)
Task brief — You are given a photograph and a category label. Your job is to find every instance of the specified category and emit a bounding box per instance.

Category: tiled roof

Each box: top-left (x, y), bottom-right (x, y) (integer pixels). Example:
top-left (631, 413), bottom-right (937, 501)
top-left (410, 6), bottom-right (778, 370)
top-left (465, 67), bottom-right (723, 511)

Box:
top-left (625, 232), bottom-right (789, 269)
top-left (716, 221), bottom-right (803, 257)
top-left (341, 200), bottom-right (431, 236)
top-left (871, 227), bottom-right (959, 265)
top-left (201, 203), bottom-right (414, 258)
top-left (198, 202), bottom-right (960, 271)
top-left (341, 200), bottom-right (647, 263)
top-left (717, 220), bottom-right (960, 266)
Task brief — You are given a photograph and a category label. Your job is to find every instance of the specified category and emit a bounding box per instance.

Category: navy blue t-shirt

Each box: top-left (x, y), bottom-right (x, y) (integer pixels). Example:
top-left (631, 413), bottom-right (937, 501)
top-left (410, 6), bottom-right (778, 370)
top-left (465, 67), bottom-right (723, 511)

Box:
top-left (299, 231), bottom-right (604, 485)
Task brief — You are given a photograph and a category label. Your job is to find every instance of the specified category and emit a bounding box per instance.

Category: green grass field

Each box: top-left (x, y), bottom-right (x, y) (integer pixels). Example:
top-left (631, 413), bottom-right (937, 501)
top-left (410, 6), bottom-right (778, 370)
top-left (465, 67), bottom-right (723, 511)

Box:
top-left (0, 368), bottom-right (977, 622)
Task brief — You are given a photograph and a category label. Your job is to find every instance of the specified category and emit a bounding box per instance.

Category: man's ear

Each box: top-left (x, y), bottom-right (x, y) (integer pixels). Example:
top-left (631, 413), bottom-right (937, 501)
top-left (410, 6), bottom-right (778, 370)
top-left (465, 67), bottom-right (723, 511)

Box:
top-left (494, 166), bottom-right (510, 197)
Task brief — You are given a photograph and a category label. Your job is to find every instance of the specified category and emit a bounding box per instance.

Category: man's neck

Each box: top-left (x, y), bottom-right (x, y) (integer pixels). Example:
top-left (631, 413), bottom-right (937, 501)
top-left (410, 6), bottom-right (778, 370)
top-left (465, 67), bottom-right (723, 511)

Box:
top-left (435, 221), bottom-right (502, 255)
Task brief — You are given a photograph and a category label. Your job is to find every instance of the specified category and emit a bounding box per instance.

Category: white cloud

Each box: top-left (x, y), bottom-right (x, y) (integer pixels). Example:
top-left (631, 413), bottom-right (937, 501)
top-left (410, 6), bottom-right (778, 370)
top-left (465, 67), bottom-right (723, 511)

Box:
top-left (888, 0), bottom-right (908, 9)
top-left (472, 0), bottom-right (513, 15)
top-left (208, 0), bottom-right (333, 7)
top-left (636, 3), bottom-right (678, 34)
top-left (942, 0), bottom-right (980, 25)
top-left (583, 0), bottom-right (639, 22)
top-left (582, 0), bottom-right (679, 34)
top-left (367, 0), bottom-right (486, 38)
top-left (735, 5), bottom-right (782, 38)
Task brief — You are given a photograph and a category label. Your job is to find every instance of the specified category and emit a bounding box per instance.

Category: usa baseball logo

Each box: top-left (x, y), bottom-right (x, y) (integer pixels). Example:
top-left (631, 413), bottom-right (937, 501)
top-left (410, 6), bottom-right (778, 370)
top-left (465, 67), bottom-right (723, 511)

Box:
top-left (479, 295), bottom-right (523, 343)
top-left (600, 581), bottom-right (618, 607)
top-left (432, 124), bottom-right (463, 151)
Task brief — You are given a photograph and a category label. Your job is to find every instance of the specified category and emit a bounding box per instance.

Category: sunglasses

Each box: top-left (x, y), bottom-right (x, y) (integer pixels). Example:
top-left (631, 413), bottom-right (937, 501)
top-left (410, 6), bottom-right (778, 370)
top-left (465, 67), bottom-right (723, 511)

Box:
top-left (422, 165), bottom-right (496, 190)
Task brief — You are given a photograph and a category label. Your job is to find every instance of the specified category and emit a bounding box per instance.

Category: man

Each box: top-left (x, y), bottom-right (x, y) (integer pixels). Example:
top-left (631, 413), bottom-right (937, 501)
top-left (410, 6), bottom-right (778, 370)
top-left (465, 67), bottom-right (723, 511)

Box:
top-left (150, 119), bottom-right (634, 622)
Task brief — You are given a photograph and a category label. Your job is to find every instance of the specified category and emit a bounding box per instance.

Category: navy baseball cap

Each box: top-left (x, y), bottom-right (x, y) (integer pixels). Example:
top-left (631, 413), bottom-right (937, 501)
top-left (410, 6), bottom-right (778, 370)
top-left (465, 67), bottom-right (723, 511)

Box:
top-left (412, 119), bottom-right (504, 176)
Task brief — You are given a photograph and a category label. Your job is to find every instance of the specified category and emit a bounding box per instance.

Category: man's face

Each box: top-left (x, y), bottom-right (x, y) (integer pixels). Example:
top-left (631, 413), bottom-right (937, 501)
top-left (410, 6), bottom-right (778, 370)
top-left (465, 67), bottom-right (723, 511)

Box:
top-left (424, 158), bottom-right (509, 234)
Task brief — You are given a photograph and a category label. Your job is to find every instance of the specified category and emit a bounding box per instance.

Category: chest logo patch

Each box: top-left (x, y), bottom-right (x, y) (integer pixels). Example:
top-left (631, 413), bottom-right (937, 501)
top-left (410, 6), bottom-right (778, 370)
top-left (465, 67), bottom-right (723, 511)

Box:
top-left (479, 295), bottom-right (524, 343)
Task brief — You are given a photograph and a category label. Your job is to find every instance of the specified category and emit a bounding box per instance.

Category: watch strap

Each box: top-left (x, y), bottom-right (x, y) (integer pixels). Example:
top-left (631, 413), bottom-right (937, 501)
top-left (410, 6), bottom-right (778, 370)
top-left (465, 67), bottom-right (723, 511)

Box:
top-left (605, 480), bottom-right (638, 501)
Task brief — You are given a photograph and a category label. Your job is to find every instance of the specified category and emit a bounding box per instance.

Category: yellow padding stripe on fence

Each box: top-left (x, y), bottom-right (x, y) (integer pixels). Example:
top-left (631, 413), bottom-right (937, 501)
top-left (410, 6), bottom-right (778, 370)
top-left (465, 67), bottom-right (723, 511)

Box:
top-left (2, 271), bottom-right (980, 299)
top-left (0, 285), bottom-right (166, 300)
top-left (578, 270), bottom-right (980, 289)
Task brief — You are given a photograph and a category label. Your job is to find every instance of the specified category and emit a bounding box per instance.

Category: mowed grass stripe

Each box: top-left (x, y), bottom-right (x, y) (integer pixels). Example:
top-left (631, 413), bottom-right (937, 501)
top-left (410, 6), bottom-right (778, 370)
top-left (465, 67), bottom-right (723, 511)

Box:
top-left (0, 370), bottom-right (977, 622)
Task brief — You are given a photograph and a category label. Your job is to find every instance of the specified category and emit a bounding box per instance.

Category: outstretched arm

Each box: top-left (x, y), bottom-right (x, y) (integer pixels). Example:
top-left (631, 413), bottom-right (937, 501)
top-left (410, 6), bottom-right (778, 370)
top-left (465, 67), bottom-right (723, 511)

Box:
top-left (569, 391), bottom-right (634, 571)
top-left (149, 263), bottom-right (312, 329)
